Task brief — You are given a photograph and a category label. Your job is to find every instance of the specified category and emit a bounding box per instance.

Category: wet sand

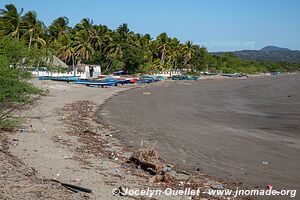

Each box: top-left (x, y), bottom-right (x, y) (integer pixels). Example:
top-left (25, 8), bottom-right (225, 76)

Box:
top-left (101, 74), bottom-right (300, 190)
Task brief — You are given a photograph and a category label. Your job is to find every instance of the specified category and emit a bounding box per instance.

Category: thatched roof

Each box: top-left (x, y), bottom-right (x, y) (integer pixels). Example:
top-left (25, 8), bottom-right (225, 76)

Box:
top-left (48, 56), bottom-right (68, 68)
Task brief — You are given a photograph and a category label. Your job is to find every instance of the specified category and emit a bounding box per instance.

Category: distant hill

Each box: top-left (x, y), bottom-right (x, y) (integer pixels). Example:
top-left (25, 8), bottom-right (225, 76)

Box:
top-left (212, 46), bottom-right (300, 63)
top-left (260, 46), bottom-right (291, 51)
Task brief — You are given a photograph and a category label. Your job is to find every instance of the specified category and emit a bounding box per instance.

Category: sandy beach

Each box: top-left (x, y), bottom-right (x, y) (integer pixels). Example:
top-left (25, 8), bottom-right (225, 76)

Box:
top-left (1, 79), bottom-right (242, 200)
top-left (101, 74), bottom-right (300, 192)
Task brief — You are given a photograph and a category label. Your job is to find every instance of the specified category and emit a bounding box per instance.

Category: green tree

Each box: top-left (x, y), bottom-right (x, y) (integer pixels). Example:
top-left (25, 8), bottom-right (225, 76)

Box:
top-left (73, 30), bottom-right (94, 61)
top-left (156, 32), bottom-right (170, 67)
top-left (21, 11), bottom-right (46, 49)
top-left (48, 16), bottom-right (70, 44)
top-left (181, 41), bottom-right (195, 67)
top-left (0, 4), bottom-right (24, 39)
top-left (55, 33), bottom-right (77, 74)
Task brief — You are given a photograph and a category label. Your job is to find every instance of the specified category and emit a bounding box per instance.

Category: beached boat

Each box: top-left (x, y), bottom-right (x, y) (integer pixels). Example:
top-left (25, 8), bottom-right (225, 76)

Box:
top-left (138, 76), bottom-right (158, 84)
top-left (116, 78), bottom-right (131, 85)
top-left (74, 78), bottom-right (117, 87)
top-left (171, 75), bottom-right (199, 80)
top-left (38, 76), bottom-right (80, 82)
top-left (113, 70), bottom-right (127, 76)
top-left (204, 72), bottom-right (218, 76)
top-left (222, 73), bottom-right (247, 77)
top-left (270, 72), bottom-right (281, 76)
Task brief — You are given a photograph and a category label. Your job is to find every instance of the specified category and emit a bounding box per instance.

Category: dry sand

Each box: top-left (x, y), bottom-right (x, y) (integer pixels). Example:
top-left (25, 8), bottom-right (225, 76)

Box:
top-left (1, 79), bottom-right (240, 200)
top-left (101, 74), bottom-right (300, 192)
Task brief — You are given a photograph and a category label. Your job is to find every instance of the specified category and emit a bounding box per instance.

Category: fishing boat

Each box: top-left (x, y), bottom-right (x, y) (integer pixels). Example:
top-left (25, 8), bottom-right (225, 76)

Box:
top-left (204, 72), bottom-right (218, 76)
top-left (129, 77), bottom-right (139, 83)
top-left (171, 75), bottom-right (199, 80)
top-left (138, 76), bottom-right (156, 84)
top-left (222, 73), bottom-right (247, 77)
top-left (115, 78), bottom-right (130, 85)
top-left (38, 76), bottom-right (80, 82)
top-left (74, 78), bottom-right (117, 87)
top-left (270, 72), bottom-right (281, 76)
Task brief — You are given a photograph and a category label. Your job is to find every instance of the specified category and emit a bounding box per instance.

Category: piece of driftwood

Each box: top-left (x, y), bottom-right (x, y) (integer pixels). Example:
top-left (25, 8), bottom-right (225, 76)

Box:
top-left (50, 179), bottom-right (92, 193)
top-left (129, 156), bottom-right (161, 175)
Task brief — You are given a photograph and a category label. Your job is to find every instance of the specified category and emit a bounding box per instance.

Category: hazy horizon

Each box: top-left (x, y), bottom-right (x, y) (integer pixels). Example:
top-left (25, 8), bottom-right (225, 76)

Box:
top-left (1, 0), bottom-right (299, 52)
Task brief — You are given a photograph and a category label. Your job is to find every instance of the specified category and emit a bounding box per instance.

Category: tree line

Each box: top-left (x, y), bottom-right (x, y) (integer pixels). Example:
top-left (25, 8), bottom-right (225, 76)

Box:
top-left (1, 4), bottom-right (299, 74)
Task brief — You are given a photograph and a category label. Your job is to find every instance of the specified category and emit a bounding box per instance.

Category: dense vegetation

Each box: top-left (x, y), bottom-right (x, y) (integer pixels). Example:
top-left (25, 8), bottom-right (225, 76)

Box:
top-left (0, 36), bottom-right (42, 130)
top-left (1, 4), bottom-right (299, 75)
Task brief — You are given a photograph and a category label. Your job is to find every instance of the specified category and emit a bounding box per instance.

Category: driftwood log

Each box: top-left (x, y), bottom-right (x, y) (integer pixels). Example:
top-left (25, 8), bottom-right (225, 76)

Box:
top-left (128, 156), bottom-right (163, 175)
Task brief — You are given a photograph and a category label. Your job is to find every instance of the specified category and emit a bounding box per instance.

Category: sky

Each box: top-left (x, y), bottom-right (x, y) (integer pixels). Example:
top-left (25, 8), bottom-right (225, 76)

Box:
top-left (0, 0), bottom-right (299, 52)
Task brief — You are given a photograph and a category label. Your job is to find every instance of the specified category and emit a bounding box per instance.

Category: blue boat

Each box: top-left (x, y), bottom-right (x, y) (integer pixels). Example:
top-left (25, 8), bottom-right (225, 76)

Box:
top-left (138, 76), bottom-right (156, 84)
top-left (74, 78), bottom-right (117, 87)
top-left (116, 79), bottom-right (131, 85)
top-left (222, 73), bottom-right (246, 77)
top-left (171, 75), bottom-right (199, 80)
top-left (38, 76), bottom-right (80, 82)
top-left (113, 70), bottom-right (127, 76)
top-left (270, 72), bottom-right (281, 76)
top-left (153, 75), bottom-right (165, 81)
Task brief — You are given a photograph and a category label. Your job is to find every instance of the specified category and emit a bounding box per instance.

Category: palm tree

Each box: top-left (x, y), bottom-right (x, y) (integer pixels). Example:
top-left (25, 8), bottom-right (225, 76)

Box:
top-left (56, 34), bottom-right (76, 75)
top-left (182, 41), bottom-right (194, 67)
top-left (90, 25), bottom-right (109, 51)
top-left (103, 33), bottom-right (123, 71)
top-left (168, 38), bottom-right (181, 69)
top-left (21, 11), bottom-right (46, 49)
top-left (0, 4), bottom-right (24, 39)
top-left (75, 18), bottom-right (93, 32)
top-left (73, 30), bottom-right (94, 61)
top-left (48, 16), bottom-right (69, 44)
top-left (156, 32), bottom-right (170, 67)
top-left (116, 23), bottom-right (130, 42)
top-left (140, 34), bottom-right (153, 63)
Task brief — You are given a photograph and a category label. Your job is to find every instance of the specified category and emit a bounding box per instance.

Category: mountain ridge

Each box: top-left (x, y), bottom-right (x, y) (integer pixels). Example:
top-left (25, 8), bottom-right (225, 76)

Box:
top-left (211, 46), bottom-right (300, 63)
top-left (260, 46), bottom-right (291, 51)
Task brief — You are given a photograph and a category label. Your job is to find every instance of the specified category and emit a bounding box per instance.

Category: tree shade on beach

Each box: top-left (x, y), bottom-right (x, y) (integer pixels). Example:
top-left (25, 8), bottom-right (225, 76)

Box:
top-left (1, 3), bottom-right (300, 74)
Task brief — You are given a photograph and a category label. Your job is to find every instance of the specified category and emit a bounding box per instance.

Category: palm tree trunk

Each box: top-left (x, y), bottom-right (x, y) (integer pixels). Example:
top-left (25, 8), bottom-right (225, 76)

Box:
top-left (105, 60), bottom-right (112, 72)
top-left (160, 46), bottom-right (165, 66)
top-left (36, 61), bottom-right (40, 77)
top-left (28, 32), bottom-right (33, 49)
top-left (72, 53), bottom-right (76, 76)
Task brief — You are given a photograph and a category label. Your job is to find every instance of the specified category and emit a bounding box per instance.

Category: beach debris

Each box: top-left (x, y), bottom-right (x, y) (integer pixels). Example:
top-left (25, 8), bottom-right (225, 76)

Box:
top-left (177, 169), bottom-right (190, 176)
top-left (101, 161), bottom-right (106, 165)
top-left (142, 92), bottom-right (151, 95)
top-left (115, 168), bottom-right (120, 175)
top-left (123, 163), bottom-right (129, 168)
top-left (113, 186), bottom-right (126, 196)
top-left (163, 166), bottom-right (172, 173)
top-left (215, 184), bottom-right (224, 189)
top-left (70, 178), bottom-right (82, 183)
top-left (149, 173), bottom-right (174, 183)
top-left (267, 184), bottom-right (273, 190)
top-left (262, 161), bottom-right (269, 165)
top-left (128, 147), bottom-right (164, 175)
top-left (50, 179), bottom-right (92, 193)
top-left (16, 128), bottom-right (27, 133)
top-left (63, 155), bottom-right (72, 159)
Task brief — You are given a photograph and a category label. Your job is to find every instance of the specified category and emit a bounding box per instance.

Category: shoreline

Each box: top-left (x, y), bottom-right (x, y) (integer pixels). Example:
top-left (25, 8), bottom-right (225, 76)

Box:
top-left (1, 79), bottom-right (245, 200)
top-left (100, 73), bottom-right (300, 192)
